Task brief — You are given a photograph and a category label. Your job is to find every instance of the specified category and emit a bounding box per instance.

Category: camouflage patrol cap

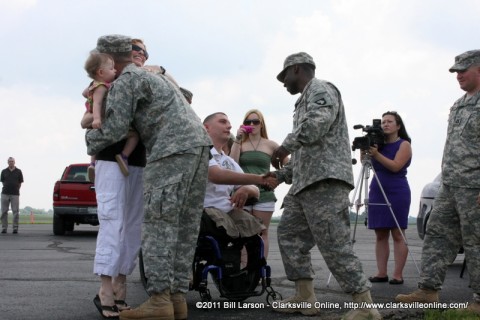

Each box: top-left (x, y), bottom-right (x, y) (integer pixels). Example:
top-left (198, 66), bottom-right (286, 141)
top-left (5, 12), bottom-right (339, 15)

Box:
top-left (277, 52), bottom-right (316, 82)
top-left (449, 50), bottom-right (480, 73)
top-left (96, 34), bottom-right (132, 53)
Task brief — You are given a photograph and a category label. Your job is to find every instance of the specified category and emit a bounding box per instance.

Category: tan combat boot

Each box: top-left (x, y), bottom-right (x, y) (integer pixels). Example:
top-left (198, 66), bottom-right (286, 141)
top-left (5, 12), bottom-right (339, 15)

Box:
top-left (342, 290), bottom-right (382, 320)
top-left (170, 292), bottom-right (187, 320)
top-left (120, 290), bottom-right (174, 320)
top-left (272, 279), bottom-right (319, 316)
top-left (395, 288), bottom-right (439, 303)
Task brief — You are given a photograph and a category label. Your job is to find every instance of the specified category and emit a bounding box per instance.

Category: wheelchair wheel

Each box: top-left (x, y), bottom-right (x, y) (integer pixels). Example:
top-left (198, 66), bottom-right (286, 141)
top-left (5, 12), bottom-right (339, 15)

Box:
top-left (266, 287), bottom-right (282, 305)
top-left (200, 289), bottom-right (212, 302)
top-left (212, 269), bottom-right (260, 302)
top-left (138, 249), bottom-right (149, 295)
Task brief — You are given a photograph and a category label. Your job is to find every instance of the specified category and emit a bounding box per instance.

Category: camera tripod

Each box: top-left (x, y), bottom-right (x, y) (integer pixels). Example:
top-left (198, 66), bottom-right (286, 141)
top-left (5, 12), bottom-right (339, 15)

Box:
top-left (326, 152), bottom-right (420, 287)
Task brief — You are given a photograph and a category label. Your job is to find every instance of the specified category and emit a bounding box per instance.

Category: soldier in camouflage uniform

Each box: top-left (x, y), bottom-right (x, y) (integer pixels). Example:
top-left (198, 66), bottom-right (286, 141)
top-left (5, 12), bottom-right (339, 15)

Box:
top-left (396, 50), bottom-right (480, 314)
top-left (269, 52), bottom-right (381, 320)
top-left (86, 34), bottom-right (212, 320)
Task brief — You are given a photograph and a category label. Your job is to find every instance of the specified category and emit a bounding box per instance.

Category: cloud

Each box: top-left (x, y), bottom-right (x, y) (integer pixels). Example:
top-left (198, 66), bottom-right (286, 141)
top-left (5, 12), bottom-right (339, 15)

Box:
top-left (0, 0), bottom-right (36, 11)
top-left (0, 0), bottom-right (37, 29)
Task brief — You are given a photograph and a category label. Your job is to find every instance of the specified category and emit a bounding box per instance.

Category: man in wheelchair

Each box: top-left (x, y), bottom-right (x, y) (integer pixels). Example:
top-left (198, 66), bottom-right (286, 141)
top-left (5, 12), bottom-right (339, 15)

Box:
top-left (202, 112), bottom-right (271, 239)
top-left (188, 112), bottom-right (276, 303)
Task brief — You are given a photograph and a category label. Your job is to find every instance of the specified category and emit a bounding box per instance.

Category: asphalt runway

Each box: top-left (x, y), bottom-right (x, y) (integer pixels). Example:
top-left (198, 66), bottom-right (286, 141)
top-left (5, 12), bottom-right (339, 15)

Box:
top-left (0, 223), bottom-right (471, 320)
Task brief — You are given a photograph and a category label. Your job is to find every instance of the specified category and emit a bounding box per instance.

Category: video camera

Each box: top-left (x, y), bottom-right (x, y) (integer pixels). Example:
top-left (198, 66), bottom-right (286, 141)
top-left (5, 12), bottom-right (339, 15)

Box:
top-left (351, 119), bottom-right (385, 151)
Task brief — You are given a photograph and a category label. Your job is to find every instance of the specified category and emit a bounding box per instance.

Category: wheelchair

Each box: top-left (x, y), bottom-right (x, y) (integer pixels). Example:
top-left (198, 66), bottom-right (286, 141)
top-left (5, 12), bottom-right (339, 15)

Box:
top-left (138, 210), bottom-right (282, 305)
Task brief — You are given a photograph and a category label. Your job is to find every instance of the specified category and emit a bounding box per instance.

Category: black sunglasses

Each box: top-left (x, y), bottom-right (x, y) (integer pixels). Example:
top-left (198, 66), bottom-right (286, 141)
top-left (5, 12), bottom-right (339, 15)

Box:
top-left (243, 119), bottom-right (261, 125)
top-left (132, 44), bottom-right (149, 60)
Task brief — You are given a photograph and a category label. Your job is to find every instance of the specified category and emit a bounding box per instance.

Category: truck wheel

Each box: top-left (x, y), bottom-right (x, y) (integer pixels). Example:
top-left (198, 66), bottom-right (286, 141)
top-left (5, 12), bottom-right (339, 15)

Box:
top-left (65, 219), bottom-right (74, 232)
top-left (53, 214), bottom-right (66, 235)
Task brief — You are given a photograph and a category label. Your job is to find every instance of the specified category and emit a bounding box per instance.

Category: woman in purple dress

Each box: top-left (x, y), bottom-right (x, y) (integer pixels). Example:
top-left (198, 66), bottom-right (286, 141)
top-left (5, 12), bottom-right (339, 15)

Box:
top-left (367, 111), bottom-right (412, 285)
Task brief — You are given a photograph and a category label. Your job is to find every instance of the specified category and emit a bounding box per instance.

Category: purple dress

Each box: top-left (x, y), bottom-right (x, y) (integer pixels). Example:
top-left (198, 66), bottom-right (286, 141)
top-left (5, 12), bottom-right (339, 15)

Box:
top-left (367, 139), bottom-right (411, 229)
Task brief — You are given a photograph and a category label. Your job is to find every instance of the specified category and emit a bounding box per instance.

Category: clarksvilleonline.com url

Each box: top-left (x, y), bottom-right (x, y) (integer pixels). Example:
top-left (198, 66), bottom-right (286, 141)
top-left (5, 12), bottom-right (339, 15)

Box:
top-left (271, 301), bottom-right (469, 310)
top-left (343, 301), bottom-right (469, 310)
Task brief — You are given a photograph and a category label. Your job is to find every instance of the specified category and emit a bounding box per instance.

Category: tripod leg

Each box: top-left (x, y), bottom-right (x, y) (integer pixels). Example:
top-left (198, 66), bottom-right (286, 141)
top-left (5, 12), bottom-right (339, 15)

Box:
top-left (351, 165), bottom-right (366, 245)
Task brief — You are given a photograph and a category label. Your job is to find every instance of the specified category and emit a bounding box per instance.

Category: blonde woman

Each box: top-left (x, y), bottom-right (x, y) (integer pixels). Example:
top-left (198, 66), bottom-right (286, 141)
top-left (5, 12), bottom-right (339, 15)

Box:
top-left (230, 109), bottom-right (287, 258)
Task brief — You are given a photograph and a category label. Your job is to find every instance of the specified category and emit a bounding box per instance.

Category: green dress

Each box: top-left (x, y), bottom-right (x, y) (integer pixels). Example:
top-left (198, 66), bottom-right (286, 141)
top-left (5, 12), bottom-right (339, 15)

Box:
top-left (238, 151), bottom-right (276, 203)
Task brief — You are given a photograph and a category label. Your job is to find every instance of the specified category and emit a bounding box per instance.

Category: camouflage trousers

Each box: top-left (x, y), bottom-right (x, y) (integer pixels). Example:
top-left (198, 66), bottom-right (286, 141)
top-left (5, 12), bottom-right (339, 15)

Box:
top-left (420, 184), bottom-right (480, 293)
top-left (278, 179), bottom-right (370, 293)
top-left (142, 147), bottom-right (209, 294)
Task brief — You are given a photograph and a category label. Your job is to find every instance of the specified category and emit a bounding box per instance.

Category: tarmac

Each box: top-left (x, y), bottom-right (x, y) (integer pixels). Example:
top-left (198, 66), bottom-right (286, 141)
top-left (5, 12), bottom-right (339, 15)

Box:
top-left (0, 223), bottom-right (472, 320)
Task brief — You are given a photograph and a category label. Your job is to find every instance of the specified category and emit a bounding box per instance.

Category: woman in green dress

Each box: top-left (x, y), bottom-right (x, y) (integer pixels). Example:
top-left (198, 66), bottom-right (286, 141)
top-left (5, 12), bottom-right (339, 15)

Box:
top-left (230, 109), bottom-right (288, 258)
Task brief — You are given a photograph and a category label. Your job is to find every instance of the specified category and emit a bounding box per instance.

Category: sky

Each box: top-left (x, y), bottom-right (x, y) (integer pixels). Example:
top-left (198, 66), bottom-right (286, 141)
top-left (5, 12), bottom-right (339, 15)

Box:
top-left (0, 0), bottom-right (479, 217)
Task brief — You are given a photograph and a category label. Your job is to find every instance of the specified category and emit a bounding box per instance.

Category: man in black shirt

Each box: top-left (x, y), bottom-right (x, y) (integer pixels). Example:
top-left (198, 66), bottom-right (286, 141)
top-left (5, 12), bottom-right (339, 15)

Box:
top-left (1, 157), bottom-right (24, 234)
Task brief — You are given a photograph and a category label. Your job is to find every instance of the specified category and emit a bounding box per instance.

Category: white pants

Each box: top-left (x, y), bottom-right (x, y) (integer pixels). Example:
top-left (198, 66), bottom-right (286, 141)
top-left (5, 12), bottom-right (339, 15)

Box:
top-left (93, 160), bottom-right (144, 276)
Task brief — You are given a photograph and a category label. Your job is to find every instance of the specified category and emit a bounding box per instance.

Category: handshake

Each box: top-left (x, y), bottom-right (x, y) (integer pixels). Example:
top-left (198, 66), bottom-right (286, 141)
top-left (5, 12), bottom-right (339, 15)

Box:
top-left (258, 146), bottom-right (290, 190)
top-left (261, 172), bottom-right (280, 190)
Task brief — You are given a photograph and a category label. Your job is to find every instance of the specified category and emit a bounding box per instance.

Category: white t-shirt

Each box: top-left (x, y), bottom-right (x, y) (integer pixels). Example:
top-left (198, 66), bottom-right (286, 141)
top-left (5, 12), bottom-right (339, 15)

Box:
top-left (203, 148), bottom-right (244, 213)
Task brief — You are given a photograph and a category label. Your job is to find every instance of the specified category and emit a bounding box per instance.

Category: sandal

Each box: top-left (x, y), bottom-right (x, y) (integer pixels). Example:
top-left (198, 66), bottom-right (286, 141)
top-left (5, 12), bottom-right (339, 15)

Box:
top-left (389, 278), bottom-right (404, 285)
top-left (114, 299), bottom-right (131, 311)
top-left (93, 295), bottom-right (119, 319)
top-left (113, 282), bottom-right (130, 311)
top-left (368, 275), bottom-right (389, 283)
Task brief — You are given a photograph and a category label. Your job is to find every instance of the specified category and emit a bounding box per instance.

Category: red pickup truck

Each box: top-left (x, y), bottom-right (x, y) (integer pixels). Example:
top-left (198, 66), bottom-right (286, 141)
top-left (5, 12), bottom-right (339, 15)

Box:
top-left (52, 163), bottom-right (98, 235)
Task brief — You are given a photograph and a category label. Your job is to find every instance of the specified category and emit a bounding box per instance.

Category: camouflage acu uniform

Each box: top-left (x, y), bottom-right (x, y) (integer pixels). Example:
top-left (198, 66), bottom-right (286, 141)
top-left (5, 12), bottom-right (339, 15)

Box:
top-left (420, 92), bottom-right (480, 294)
top-left (275, 78), bottom-right (370, 293)
top-left (87, 63), bottom-right (212, 294)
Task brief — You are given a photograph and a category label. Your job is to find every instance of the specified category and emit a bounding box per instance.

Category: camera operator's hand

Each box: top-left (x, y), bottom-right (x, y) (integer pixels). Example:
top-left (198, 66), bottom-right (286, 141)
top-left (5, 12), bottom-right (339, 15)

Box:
top-left (369, 145), bottom-right (379, 158)
top-left (271, 146), bottom-right (290, 169)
